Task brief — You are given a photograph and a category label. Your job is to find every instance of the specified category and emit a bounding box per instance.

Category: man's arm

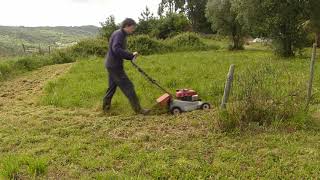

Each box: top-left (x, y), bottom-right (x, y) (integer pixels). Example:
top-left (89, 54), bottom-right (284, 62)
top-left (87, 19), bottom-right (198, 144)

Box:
top-left (112, 33), bottom-right (135, 60)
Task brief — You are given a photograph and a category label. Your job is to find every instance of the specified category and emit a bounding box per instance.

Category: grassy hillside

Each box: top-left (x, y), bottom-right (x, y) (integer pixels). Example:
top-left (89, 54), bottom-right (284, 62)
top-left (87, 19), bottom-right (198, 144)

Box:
top-left (0, 26), bottom-right (99, 56)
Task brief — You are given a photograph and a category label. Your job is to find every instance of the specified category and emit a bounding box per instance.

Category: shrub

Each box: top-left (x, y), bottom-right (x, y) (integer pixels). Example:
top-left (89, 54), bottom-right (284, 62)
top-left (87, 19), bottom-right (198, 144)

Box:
top-left (154, 13), bottom-right (191, 39)
top-left (99, 15), bottom-right (118, 40)
top-left (136, 18), bottom-right (158, 36)
top-left (71, 38), bottom-right (108, 57)
top-left (166, 32), bottom-right (209, 51)
top-left (128, 35), bottom-right (169, 55)
top-left (216, 64), bottom-right (308, 131)
top-left (13, 57), bottom-right (41, 71)
top-left (50, 50), bottom-right (75, 64)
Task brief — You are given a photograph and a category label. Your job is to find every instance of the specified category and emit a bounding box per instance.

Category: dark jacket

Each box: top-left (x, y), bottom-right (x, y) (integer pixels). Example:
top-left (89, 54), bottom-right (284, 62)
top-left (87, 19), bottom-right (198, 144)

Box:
top-left (105, 29), bottom-right (134, 69)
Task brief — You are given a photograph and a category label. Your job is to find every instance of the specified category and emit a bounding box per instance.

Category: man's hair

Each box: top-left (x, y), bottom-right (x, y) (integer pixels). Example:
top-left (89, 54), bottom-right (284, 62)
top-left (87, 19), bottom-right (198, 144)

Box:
top-left (121, 18), bottom-right (137, 28)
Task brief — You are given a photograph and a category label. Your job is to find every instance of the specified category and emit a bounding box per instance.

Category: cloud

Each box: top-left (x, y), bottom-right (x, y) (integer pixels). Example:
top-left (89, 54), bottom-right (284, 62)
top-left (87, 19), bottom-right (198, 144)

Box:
top-left (72, 0), bottom-right (89, 3)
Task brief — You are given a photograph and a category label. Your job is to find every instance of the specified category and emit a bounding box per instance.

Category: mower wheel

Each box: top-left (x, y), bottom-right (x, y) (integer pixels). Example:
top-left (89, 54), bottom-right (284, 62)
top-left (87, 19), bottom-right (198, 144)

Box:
top-left (201, 103), bottom-right (211, 110)
top-left (171, 107), bottom-right (182, 115)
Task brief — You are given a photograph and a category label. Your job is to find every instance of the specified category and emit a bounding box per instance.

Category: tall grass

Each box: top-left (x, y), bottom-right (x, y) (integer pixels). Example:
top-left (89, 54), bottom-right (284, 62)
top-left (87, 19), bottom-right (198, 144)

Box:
top-left (216, 63), bottom-right (310, 131)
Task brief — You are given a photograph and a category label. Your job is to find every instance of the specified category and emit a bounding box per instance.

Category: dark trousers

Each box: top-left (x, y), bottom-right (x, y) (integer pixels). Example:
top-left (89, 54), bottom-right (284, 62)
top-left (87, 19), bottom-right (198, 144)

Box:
top-left (103, 68), bottom-right (142, 113)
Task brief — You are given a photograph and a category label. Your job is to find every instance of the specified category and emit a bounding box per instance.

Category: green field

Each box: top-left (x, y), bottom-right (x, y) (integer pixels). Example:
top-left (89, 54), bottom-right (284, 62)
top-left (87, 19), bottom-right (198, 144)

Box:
top-left (0, 26), bottom-right (99, 56)
top-left (1, 43), bottom-right (320, 178)
top-left (41, 49), bottom-right (319, 115)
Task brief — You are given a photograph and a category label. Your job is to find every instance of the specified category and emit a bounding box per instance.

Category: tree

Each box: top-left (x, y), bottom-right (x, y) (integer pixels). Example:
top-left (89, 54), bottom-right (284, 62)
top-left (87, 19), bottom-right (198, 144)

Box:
top-left (137, 7), bottom-right (190, 38)
top-left (306, 0), bottom-right (320, 46)
top-left (206, 0), bottom-right (246, 50)
top-left (185, 0), bottom-right (212, 33)
top-left (100, 15), bottom-right (118, 40)
top-left (140, 6), bottom-right (154, 21)
top-left (136, 7), bottom-right (158, 35)
top-left (158, 0), bottom-right (183, 15)
top-left (237, 0), bottom-right (309, 57)
top-left (159, 0), bottom-right (212, 33)
top-left (156, 13), bottom-right (191, 39)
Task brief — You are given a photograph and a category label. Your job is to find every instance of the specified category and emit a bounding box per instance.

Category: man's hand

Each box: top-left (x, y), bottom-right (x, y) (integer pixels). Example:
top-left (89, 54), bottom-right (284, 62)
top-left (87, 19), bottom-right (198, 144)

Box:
top-left (133, 52), bottom-right (139, 57)
top-left (132, 52), bottom-right (139, 63)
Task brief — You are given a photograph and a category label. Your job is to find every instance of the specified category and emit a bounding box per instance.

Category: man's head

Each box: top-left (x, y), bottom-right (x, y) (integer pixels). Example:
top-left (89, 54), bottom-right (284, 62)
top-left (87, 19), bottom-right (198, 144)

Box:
top-left (121, 18), bottom-right (137, 34)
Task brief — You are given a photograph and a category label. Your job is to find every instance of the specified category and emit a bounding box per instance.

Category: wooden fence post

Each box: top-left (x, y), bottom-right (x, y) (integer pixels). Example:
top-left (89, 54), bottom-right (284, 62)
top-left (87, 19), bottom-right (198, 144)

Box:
top-left (221, 64), bottom-right (235, 109)
top-left (22, 44), bottom-right (26, 54)
top-left (48, 45), bottom-right (51, 54)
top-left (38, 44), bottom-right (41, 54)
top-left (307, 43), bottom-right (317, 106)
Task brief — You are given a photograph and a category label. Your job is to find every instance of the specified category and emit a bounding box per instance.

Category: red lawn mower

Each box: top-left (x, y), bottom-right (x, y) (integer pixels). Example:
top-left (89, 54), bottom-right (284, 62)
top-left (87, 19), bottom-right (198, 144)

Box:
top-left (131, 58), bottom-right (211, 115)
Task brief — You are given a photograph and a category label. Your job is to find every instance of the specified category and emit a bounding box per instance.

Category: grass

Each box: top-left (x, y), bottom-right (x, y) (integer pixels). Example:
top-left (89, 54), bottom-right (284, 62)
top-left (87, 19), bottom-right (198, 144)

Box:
top-left (1, 42), bottom-right (320, 178)
top-left (41, 49), bottom-right (319, 115)
top-left (0, 155), bottom-right (48, 179)
top-left (1, 111), bottom-right (319, 179)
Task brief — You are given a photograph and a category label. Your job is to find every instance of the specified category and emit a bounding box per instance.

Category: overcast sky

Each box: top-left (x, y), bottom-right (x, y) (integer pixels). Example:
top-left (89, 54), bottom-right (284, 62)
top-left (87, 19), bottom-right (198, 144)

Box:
top-left (0, 0), bottom-right (160, 27)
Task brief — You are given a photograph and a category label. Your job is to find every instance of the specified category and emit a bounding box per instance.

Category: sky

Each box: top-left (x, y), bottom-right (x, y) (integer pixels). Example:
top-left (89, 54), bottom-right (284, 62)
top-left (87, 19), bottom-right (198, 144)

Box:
top-left (0, 0), bottom-right (161, 27)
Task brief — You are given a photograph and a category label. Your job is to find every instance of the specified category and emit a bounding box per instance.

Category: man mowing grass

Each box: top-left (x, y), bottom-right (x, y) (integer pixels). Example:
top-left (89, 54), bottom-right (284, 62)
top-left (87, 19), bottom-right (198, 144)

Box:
top-left (103, 18), bottom-right (149, 115)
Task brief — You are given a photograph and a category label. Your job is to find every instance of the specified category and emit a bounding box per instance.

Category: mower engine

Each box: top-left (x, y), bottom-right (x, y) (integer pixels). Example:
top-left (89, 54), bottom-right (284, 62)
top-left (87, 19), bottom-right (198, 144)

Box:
top-left (157, 89), bottom-right (211, 115)
top-left (176, 89), bottom-right (199, 102)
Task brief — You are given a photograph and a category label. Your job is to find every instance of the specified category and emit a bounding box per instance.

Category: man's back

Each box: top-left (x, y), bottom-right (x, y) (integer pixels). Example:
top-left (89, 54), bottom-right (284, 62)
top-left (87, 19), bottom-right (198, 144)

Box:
top-left (106, 29), bottom-right (133, 69)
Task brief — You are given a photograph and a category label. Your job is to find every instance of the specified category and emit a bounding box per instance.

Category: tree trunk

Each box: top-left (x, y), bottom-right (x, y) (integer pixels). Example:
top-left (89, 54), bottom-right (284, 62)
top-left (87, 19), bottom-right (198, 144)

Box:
top-left (231, 25), bottom-right (244, 50)
top-left (278, 24), bottom-right (294, 57)
top-left (233, 35), bottom-right (243, 50)
top-left (281, 36), bottom-right (294, 57)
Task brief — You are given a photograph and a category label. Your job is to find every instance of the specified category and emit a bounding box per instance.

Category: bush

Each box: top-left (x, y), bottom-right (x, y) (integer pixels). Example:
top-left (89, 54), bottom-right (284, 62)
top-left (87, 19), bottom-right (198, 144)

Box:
top-left (154, 13), bottom-right (191, 39)
top-left (216, 64), bottom-right (308, 131)
top-left (127, 33), bottom-right (215, 55)
top-left (99, 15), bottom-right (118, 40)
top-left (128, 35), bottom-right (169, 55)
top-left (166, 32), bottom-right (209, 51)
top-left (136, 18), bottom-right (158, 36)
top-left (50, 50), bottom-right (75, 64)
top-left (13, 57), bottom-right (41, 71)
top-left (71, 38), bottom-right (108, 57)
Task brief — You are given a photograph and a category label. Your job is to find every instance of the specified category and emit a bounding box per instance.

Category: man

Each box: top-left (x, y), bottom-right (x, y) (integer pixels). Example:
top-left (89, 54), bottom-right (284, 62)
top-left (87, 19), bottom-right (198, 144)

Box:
top-left (103, 18), bottom-right (149, 114)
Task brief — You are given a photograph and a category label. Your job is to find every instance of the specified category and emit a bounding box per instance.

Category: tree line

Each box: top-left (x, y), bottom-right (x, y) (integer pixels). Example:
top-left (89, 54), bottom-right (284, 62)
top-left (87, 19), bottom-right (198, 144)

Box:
top-left (100, 0), bottom-right (320, 57)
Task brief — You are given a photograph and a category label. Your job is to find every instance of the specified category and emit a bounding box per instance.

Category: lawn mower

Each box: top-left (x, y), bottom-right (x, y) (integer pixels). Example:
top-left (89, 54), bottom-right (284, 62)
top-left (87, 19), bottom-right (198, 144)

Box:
top-left (131, 57), bottom-right (211, 115)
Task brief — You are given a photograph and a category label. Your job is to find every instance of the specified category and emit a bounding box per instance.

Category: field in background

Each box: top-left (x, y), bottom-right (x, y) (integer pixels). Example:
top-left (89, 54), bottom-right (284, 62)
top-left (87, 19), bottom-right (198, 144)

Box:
top-left (0, 26), bottom-right (99, 56)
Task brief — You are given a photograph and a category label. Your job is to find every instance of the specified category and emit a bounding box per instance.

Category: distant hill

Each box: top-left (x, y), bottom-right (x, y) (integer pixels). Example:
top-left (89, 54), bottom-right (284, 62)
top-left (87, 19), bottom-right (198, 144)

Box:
top-left (0, 25), bottom-right (100, 56)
